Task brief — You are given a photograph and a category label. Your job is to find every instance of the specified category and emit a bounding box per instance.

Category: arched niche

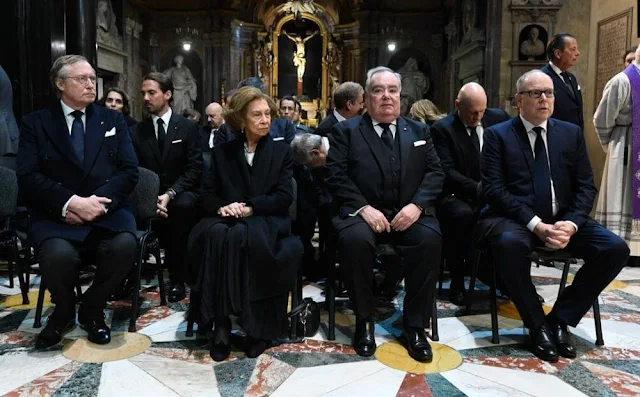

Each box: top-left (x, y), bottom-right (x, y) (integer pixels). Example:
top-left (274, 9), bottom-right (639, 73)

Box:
top-left (161, 48), bottom-right (204, 115)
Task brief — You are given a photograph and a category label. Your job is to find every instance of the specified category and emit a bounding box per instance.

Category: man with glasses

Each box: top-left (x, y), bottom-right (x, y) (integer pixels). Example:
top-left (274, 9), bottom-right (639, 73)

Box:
top-left (541, 33), bottom-right (584, 129)
top-left (316, 81), bottom-right (364, 137)
top-left (18, 55), bottom-right (139, 348)
top-left (477, 69), bottom-right (628, 362)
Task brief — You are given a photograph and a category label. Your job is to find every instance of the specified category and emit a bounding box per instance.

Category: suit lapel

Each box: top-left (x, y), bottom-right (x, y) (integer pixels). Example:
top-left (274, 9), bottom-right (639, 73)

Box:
top-left (358, 114), bottom-right (391, 179)
top-left (545, 119), bottom-right (561, 189)
top-left (161, 114), bottom-right (180, 164)
top-left (549, 67), bottom-right (579, 104)
top-left (512, 117), bottom-right (535, 177)
top-left (453, 114), bottom-right (479, 166)
top-left (398, 117), bottom-right (413, 182)
top-left (141, 119), bottom-right (162, 166)
top-left (232, 138), bottom-right (256, 197)
top-left (251, 136), bottom-right (274, 194)
top-left (83, 104), bottom-right (106, 175)
top-left (43, 103), bottom-right (83, 170)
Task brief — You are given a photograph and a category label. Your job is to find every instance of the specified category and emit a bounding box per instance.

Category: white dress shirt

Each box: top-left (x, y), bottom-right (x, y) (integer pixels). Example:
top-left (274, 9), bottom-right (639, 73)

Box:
top-left (151, 108), bottom-right (173, 139)
top-left (60, 100), bottom-right (86, 134)
top-left (371, 118), bottom-right (397, 138)
top-left (466, 124), bottom-right (484, 151)
top-left (520, 115), bottom-right (577, 233)
top-left (209, 128), bottom-right (218, 148)
top-left (333, 109), bottom-right (346, 123)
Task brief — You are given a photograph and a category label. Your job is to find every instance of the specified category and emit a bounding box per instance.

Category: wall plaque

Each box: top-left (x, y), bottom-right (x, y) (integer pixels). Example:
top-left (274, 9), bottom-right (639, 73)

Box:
top-left (595, 9), bottom-right (632, 106)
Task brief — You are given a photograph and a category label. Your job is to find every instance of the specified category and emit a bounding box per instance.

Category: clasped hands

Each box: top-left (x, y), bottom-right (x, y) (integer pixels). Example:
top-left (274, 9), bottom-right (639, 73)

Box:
top-left (217, 202), bottom-right (253, 218)
top-left (359, 204), bottom-right (421, 233)
top-left (65, 195), bottom-right (111, 225)
top-left (534, 221), bottom-right (576, 249)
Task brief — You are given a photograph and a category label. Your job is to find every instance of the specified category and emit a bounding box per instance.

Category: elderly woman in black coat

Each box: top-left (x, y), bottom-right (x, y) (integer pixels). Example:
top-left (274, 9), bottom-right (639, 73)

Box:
top-left (188, 86), bottom-right (302, 361)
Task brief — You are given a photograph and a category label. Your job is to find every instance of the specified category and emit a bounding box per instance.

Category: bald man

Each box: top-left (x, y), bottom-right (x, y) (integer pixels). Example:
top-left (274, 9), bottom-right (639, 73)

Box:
top-left (431, 83), bottom-right (509, 305)
top-left (201, 102), bottom-right (228, 152)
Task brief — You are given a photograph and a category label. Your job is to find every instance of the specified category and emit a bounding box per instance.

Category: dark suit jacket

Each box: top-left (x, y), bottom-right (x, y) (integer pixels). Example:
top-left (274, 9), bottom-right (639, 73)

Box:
top-left (431, 108), bottom-right (510, 202)
top-left (199, 125), bottom-right (230, 152)
top-left (131, 112), bottom-right (202, 194)
top-left (222, 117), bottom-right (296, 144)
top-left (17, 102), bottom-right (139, 245)
top-left (481, 116), bottom-right (596, 229)
top-left (316, 111), bottom-right (340, 137)
top-left (541, 64), bottom-right (584, 130)
top-left (326, 113), bottom-right (444, 232)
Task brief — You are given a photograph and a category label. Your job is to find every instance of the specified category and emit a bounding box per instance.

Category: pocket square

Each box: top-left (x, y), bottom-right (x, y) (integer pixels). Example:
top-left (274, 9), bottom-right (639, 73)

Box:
top-left (413, 140), bottom-right (426, 147)
top-left (171, 139), bottom-right (182, 144)
top-left (104, 128), bottom-right (116, 137)
top-left (273, 137), bottom-right (285, 141)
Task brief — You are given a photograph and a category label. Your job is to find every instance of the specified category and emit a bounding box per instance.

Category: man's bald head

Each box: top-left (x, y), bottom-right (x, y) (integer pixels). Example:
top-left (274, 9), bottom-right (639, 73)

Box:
top-left (455, 82), bottom-right (487, 127)
top-left (205, 102), bottom-right (224, 128)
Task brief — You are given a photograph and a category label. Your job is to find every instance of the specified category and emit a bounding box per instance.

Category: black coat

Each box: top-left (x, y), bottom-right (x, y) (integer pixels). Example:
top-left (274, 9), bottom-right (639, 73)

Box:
top-left (481, 116), bottom-right (596, 229)
top-left (131, 112), bottom-right (202, 194)
top-left (199, 125), bottom-right (230, 152)
top-left (326, 113), bottom-right (444, 232)
top-left (316, 111), bottom-right (340, 137)
top-left (17, 102), bottom-right (139, 245)
top-left (188, 135), bottom-right (302, 300)
top-left (223, 117), bottom-right (297, 144)
top-left (541, 64), bottom-right (584, 130)
top-left (431, 108), bottom-right (510, 203)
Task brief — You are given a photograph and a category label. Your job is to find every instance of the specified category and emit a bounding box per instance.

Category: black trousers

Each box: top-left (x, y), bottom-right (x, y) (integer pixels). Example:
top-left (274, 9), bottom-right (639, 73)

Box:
top-left (157, 191), bottom-right (199, 284)
top-left (478, 217), bottom-right (629, 330)
top-left (336, 220), bottom-right (441, 328)
top-left (437, 197), bottom-right (477, 286)
top-left (38, 230), bottom-right (136, 325)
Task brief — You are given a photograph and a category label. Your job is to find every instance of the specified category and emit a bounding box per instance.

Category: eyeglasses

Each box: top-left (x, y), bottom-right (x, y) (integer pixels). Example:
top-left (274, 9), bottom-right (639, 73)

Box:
top-left (62, 75), bottom-right (97, 85)
top-left (519, 89), bottom-right (554, 99)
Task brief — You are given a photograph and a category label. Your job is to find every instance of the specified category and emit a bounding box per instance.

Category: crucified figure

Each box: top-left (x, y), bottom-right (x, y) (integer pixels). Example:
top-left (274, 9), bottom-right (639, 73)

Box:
top-left (283, 30), bottom-right (319, 82)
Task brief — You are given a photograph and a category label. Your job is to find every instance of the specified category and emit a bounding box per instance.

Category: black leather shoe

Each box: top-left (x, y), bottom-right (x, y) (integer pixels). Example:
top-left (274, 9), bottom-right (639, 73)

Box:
top-left (403, 327), bottom-right (433, 362)
top-left (449, 282), bottom-right (467, 307)
top-left (549, 322), bottom-right (576, 358)
top-left (79, 319), bottom-right (111, 345)
top-left (210, 318), bottom-right (231, 362)
top-left (530, 325), bottom-right (559, 362)
top-left (35, 319), bottom-right (75, 349)
top-left (353, 318), bottom-right (376, 357)
top-left (168, 281), bottom-right (186, 303)
top-left (246, 336), bottom-right (269, 358)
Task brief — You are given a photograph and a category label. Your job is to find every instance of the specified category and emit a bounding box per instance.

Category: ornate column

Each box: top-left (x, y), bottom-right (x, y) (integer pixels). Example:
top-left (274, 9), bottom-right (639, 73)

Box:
top-left (149, 33), bottom-right (160, 71)
top-left (124, 18), bottom-right (143, 117)
top-left (66, 0), bottom-right (97, 65)
top-left (203, 31), bottom-right (231, 103)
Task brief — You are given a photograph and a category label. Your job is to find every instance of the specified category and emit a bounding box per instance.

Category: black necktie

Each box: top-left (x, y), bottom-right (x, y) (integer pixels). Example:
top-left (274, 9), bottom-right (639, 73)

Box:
top-left (157, 118), bottom-right (166, 153)
top-left (70, 110), bottom-right (85, 164)
top-left (560, 72), bottom-right (575, 98)
top-left (379, 123), bottom-right (393, 151)
top-left (468, 126), bottom-right (480, 153)
top-left (533, 126), bottom-right (553, 222)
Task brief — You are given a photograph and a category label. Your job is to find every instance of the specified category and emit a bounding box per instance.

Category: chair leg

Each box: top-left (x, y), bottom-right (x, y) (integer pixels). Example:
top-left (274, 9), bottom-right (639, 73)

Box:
top-left (155, 246), bottom-right (167, 306)
top-left (431, 290), bottom-right (439, 341)
top-left (466, 249), bottom-right (481, 314)
top-left (437, 256), bottom-right (445, 295)
top-left (327, 252), bottom-right (336, 341)
top-left (558, 260), bottom-right (570, 296)
top-left (592, 298), bottom-right (604, 346)
top-left (291, 273), bottom-right (300, 341)
top-left (129, 241), bottom-right (145, 332)
top-left (490, 263), bottom-right (500, 344)
top-left (33, 282), bottom-right (47, 329)
top-left (12, 237), bottom-right (29, 305)
top-left (186, 289), bottom-right (197, 337)
top-left (7, 242), bottom-right (14, 289)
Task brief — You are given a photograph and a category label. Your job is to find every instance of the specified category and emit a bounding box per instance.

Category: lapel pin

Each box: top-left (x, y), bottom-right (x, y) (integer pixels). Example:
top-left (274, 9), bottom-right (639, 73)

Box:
top-left (100, 121), bottom-right (104, 125)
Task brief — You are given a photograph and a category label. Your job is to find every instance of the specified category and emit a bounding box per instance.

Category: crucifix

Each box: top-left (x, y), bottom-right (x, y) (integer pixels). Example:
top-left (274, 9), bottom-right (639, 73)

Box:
top-left (283, 29), bottom-right (319, 97)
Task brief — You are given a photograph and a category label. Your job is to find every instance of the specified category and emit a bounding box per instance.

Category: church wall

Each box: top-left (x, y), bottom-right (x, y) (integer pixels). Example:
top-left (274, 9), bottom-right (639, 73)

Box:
top-left (586, 0), bottom-right (638, 188)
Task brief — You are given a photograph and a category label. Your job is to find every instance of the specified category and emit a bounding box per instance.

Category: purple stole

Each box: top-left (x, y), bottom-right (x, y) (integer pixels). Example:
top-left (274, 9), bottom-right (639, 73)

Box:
top-left (624, 63), bottom-right (640, 227)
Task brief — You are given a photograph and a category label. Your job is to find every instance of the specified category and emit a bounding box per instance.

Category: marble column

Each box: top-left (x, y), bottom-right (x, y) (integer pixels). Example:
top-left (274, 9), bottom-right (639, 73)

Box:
top-left (66, 0), bottom-right (97, 65)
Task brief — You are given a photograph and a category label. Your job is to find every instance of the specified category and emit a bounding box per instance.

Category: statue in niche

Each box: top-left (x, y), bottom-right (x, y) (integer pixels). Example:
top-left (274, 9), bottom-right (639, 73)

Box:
top-left (255, 37), bottom-right (274, 88)
top-left (97, 0), bottom-right (121, 48)
top-left (397, 57), bottom-right (429, 116)
top-left (519, 25), bottom-right (547, 61)
top-left (163, 55), bottom-right (197, 116)
top-left (460, 0), bottom-right (484, 45)
top-left (281, 0), bottom-right (318, 20)
top-left (324, 37), bottom-right (342, 99)
top-left (283, 29), bottom-right (319, 82)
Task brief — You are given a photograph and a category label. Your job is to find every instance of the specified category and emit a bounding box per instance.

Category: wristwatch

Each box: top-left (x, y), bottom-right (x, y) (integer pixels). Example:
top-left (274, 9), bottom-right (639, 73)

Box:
top-left (165, 188), bottom-right (177, 200)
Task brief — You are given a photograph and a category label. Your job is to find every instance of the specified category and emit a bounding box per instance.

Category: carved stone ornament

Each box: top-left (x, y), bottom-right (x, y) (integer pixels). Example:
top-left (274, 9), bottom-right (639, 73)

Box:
top-left (511, 0), bottom-right (562, 5)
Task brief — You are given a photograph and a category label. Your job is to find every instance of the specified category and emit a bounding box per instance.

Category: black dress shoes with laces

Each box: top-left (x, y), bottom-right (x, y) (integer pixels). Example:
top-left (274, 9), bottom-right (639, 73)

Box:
top-left (79, 319), bottom-right (111, 345)
top-left (35, 319), bottom-right (75, 349)
top-left (353, 318), bottom-right (376, 357)
top-left (530, 324), bottom-right (559, 362)
top-left (403, 327), bottom-right (433, 363)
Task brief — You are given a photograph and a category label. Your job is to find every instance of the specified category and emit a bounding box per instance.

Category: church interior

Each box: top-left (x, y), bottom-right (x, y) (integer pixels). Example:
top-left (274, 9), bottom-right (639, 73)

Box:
top-left (1, 0), bottom-right (640, 396)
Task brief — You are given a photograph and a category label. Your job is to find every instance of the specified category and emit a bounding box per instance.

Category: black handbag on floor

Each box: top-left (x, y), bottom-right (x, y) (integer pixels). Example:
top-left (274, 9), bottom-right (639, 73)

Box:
top-left (288, 297), bottom-right (320, 337)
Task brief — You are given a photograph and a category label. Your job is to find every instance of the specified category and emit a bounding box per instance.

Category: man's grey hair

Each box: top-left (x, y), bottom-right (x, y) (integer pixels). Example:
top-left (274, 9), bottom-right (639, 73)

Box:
top-left (515, 69), bottom-right (551, 93)
top-left (365, 66), bottom-right (402, 93)
top-left (291, 133), bottom-right (323, 165)
top-left (50, 54), bottom-right (94, 97)
top-left (333, 82), bottom-right (364, 110)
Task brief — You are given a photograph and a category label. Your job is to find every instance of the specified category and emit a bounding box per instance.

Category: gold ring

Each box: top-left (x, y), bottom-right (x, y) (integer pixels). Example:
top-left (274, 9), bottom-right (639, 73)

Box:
top-left (375, 224), bottom-right (381, 232)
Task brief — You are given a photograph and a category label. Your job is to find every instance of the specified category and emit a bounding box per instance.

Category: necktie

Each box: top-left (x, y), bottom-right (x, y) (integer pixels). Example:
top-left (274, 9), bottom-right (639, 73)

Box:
top-left (209, 128), bottom-right (217, 148)
top-left (70, 110), bottom-right (84, 164)
top-left (157, 118), bottom-right (166, 153)
top-left (560, 72), bottom-right (575, 98)
top-left (533, 126), bottom-right (553, 222)
top-left (379, 123), bottom-right (393, 151)
top-left (468, 126), bottom-right (480, 153)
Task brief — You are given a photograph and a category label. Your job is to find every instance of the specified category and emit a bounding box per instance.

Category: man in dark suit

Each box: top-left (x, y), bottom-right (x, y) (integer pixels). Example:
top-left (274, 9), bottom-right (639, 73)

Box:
top-left (18, 55), bottom-right (138, 348)
top-left (131, 72), bottom-right (202, 302)
top-left (316, 81), bottom-right (364, 137)
top-left (479, 70), bottom-right (629, 362)
top-left (431, 83), bottom-right (509, 305)
top-left (280, 96), bottom-right (311, 134)
top-left (201, 102), bottom-right (228, 151)
top-left (326, 66), bottom-right (444, 362)
top-left (541, 33), bottom-right (583, 129)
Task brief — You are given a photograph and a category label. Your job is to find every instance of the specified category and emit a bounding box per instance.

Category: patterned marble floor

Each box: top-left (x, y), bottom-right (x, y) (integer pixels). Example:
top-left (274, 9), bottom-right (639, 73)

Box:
top-left (1, 261), bottom-right (640, 397)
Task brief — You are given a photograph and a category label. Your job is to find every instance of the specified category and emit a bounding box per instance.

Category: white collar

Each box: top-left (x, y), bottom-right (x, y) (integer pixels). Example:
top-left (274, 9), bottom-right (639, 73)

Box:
top-left (333, 109), bottom-right (347, 122)
top-left (151, 107), bottom-right (172, 127)
top-left (60, 100), bottom-right (86, 117)
top-left (371, 118), bottom-right (397, 128)
top-left (520, 115), bottom-right (548, 134)
top-left (548, 61), bottom-right (565, 77)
